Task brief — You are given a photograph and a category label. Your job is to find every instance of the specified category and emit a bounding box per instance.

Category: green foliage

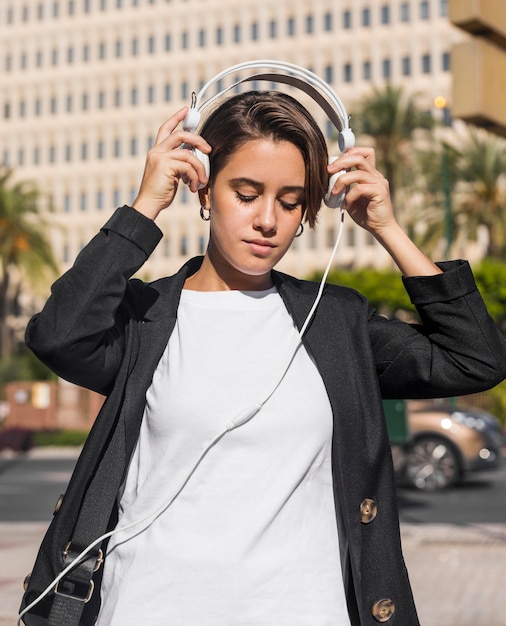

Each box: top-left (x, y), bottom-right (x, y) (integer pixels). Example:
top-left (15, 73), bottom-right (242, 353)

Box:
top-left (309, 266), bottom-right (414, 318)
top-left (0, 348), bottom-right (55, 398)
top-left (484, 380), bottom-right (506, 426)
top-left (473, 260), bottom-right (506, 332)
top-left (33, 429), bottom-right (88, 447)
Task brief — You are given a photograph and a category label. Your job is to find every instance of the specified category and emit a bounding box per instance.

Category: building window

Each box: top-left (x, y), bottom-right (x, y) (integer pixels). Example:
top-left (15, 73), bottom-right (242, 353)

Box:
top-left (114, 89), bottom-right (121, 107)
top-left (65, 143), bottom-right (72, 162)
top-left (37, 3), bottom-right (44, 19)
top-left (82, 44), bottom-right (89, 61)
top-left (422, 53), bottom-right (431, 73)
top-left (19, 100), bottom-right (26, 117)
top-left (442, 51), bottom-right (451, 71)
top-left (164, 83), bottom-right (171, 102)
top-left (181, 81), bottom-right (188, 100)
top-left (402, 56), bottom-right (411, 75)
top-left (98, 90), bottom-right (105, 108)
top-left (287, 17), bottom-right (295, 36)
top-left (50, 96), bottom-right (57, 114)
top-left (81, 142), bottom-right (88, 160)
top-left (440, 0), bottom-right (448, 16)
top-left (362, 7), bottom-right (371, 27)
top-left (420, 1), bottom-right (430, 19)
top-left (147, 85), bottom-right (155, 103)
top-left (130, 137), bottom-right (137, 156)
top-left (382, 58), bottom-right (391, 79)
top-left (380, 5), bottom-right (390, 24)
top-left (35, 98), bottom-right (42, 116)
top-left (66, 95), bottom-right (73, 112)
top-left (97, 140), bottom-right (104, 159)
top-left (99, 42), bottom-right (106, 59)
top-left (269, 20), bottom-right (277, 38)
top-left (18, 149), bottom-right (25, 166)
top-left (80, 192), bottom-right (87, 211)
top-left (20, 53), bottom-right (28, 70)
top-left (148, 35), bottom-right (156, 54)
top-left (216, 27), bottom-right (223, 45)
top-left (82, 93), bottom-right (89, 111)
top-left (324, 12), bottom-right (333, 31)
top-left (114, 139), bottom-right (121, 157)
top-left (131, 87), bottom-right (138, 105)
top-left (36, 50), bottom-right (43, 67)
top-left (363, 60), bottom-right (371, 80)
top-left (49, 145), bottom-right (56, 163)
top-left (324, 64), bottom-right (333, 84)
top-left (165, 34), bottom-right (172, 51)
top-left (305, 15), bottom-right (314, 33)
top-left (51, 48), bottom-right (58, 65)
top-left (233, 24), bottom-right (241, 43)
top-left (33, 147), bottom-right (40, 164)
top-left (343, 63), bottom-right (352, 82)
top-left (113, 189), bottom-right (120, 207)
top-left (400, 2), bottom-right (410, 20)
top-left (343, 10), bottom-right (351, 29)
top-left (115, 39), bottom-right (122, 57)
top-left (198, 29), bottom-right (205, 47)
top-left (64, 193), bottom-right (71, 212)
top-left (97, 190), bottom-right (104, 210)
top-left (251, 22), bottom-right (259, 40)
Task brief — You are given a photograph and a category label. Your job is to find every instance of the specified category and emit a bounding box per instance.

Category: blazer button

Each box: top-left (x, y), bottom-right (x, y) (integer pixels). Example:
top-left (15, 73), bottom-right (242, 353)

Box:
top-left (360, 498), bottom-right (377, 524)
top-left (372, 598), bottom-right (395, 622)
top-left (53, 492), bottom-right (65, 516)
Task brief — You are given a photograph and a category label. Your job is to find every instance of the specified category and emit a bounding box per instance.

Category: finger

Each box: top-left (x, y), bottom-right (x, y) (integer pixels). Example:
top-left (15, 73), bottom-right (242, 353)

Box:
top-left (154, 107), bottom-right (190, 145)
top-left (330, 148), bottom-right (377, 173)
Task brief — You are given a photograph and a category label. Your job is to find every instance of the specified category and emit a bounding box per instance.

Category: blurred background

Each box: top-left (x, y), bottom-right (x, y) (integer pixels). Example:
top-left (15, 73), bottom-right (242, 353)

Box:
top-left (0, 1), bottom-right (505, 624)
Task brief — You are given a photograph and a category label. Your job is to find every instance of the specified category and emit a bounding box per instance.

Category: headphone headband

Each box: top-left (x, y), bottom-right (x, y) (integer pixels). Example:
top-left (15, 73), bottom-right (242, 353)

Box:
top-left (184, 59), bottom-right (355, 152)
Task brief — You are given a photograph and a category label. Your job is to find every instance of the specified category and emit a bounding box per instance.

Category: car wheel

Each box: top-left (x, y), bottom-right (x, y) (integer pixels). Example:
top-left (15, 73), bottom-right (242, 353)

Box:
top-left (404, 435), bottom-right (462, 490)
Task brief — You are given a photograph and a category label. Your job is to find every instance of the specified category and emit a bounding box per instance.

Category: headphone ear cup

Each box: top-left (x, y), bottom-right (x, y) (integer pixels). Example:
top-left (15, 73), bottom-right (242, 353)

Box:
top-left (194, 148), bottom-right (210, 189)
top-left (325, 157), bottom-right (346, 209)
top-left (182, 144), bottom-right (210, 189)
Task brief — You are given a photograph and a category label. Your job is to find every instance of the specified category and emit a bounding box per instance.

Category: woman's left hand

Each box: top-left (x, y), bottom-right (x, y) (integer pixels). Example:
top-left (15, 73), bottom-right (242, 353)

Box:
top-left (328, 147), bottom-right (396, 238)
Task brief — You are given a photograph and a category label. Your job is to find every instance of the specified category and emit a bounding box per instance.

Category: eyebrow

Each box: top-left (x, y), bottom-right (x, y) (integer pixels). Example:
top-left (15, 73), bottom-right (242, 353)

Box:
top-left (228, 177), bottom-right (305, 195)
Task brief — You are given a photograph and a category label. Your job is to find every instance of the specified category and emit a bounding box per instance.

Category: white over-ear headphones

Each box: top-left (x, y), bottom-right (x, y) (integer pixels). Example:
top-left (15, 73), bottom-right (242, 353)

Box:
top-left (182, 60), bottom-right (355, 208)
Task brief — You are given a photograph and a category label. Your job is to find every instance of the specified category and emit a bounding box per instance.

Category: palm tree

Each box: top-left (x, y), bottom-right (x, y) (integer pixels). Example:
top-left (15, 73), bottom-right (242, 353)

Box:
top-left (453, 127), bottom-right (506, 260)
top-left (0, 168), bottom-right (58, 358)
top-left (353, 84), bottom-right (433, 208)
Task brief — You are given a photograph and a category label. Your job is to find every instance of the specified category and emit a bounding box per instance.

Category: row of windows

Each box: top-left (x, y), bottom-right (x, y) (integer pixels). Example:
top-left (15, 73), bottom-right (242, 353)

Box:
top-left (2, 51), bottom-right (450, 123)
top-left (2, 0), bottom-right (159, 23)
top-left (2, 1), bottom-right (448, 25)
top-left (2, 4), bottom-right (451, 72)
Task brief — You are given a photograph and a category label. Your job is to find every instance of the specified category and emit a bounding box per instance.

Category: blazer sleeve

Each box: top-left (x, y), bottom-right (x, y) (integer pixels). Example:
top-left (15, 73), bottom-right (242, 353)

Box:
top-left (369, 260), bottom-right (506, 399)
top-left (25, 205), bottom-right (163, 394)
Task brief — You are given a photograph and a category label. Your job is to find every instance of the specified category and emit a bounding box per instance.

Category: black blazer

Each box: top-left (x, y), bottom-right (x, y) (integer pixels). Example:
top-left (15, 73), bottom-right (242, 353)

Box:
top-left (21, 206), bottom-right (506, 625)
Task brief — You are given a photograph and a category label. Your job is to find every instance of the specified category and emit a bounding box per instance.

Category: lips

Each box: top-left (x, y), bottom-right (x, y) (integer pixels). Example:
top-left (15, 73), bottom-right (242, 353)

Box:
top-left (245, 239), bottom-right (277, 255)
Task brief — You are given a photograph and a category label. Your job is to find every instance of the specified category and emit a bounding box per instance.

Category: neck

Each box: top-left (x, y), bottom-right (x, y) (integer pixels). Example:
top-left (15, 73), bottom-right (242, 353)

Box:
top-left (184, 256), bottom-right (273, 292)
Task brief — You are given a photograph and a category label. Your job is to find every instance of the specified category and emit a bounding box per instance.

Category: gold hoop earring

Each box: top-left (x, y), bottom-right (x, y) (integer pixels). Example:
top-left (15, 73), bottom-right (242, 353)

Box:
top-left (200, 206), bottom-right (211, 221)
top-left (294, 222), bottom-right (304, 238)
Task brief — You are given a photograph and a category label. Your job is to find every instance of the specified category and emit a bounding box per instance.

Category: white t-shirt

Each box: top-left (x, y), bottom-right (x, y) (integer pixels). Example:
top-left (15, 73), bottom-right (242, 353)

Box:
top-left (96, 288), bottom-right (350, 626)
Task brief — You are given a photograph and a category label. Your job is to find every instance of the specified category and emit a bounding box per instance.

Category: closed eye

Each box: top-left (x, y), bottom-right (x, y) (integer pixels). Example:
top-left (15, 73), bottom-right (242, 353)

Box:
top-left (236, 192), bottom-right (257, 203)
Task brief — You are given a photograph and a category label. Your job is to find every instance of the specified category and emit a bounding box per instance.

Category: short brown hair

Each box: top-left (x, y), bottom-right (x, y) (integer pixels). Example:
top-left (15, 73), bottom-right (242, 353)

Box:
top-left (199, 91), bottom-right (328, 228)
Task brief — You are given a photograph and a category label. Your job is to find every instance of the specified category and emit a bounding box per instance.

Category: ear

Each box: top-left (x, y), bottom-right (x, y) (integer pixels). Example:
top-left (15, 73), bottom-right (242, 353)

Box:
top-left (198, 185), bottom-right (211, 209)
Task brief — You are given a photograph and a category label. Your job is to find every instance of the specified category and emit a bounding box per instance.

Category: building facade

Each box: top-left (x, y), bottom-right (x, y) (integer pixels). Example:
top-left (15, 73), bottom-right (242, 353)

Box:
top-left (0, 0), bottom-right (468, 284)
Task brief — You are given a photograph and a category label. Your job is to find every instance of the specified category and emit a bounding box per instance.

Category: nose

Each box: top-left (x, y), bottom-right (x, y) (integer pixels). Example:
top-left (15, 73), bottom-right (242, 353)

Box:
top-left (253, 197), bottom-right (277, 234)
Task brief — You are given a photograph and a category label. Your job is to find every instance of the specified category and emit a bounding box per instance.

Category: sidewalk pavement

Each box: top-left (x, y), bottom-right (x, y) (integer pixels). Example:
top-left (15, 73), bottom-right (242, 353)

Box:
top-left (2, 523), bottom-right (505, 626)
top-left (1, 448), bottom-right (505, 625)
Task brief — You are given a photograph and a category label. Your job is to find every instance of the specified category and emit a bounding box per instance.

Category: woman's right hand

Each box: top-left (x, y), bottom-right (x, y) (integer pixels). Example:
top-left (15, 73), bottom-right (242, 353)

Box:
top-left (132, 107), bottom-right (211, 220)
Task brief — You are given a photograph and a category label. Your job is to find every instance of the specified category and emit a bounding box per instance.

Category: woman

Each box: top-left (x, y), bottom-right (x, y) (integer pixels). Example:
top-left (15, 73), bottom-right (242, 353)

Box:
top-left (20, 91), bottom-right (506, 626)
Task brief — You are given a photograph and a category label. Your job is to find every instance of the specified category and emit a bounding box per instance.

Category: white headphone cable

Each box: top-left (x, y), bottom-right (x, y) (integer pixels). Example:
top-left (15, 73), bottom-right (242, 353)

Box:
top-left (18, 207), bottom-right (345, 626)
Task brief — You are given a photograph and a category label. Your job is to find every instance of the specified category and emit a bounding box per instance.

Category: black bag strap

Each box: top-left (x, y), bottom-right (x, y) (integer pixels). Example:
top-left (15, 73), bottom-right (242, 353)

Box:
top-left (48, 420), bottom-right (126, 626)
